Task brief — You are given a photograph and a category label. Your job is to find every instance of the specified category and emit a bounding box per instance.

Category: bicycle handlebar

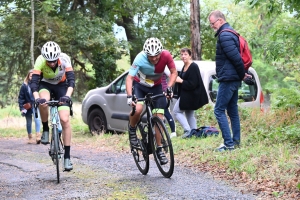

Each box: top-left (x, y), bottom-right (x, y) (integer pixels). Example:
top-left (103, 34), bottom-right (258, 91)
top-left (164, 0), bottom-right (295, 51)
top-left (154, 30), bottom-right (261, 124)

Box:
top-left (130, 93), bottom-right (171, 116)
top-left (34, 100), bottom-right (73, 118)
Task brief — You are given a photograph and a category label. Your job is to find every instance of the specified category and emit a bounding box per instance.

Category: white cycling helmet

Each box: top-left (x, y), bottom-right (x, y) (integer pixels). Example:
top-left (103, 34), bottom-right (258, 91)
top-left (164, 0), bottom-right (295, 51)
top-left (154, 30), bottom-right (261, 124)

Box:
top-left (143, 37), bottom-right (163, 56)
top-left (41, 41), bottom-right (61, 61)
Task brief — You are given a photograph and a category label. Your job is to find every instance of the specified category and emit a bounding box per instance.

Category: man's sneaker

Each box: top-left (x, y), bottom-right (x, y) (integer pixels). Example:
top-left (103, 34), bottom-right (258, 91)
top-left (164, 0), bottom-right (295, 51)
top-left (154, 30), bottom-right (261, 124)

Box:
top-left (156, 147), bottom-right (168, 165)
top-left (181, 130), bottom-right (191, 139)
top-left (41, 131), bottom-right (49, 145)
top-left (64, 158), bottom-right (73, 171)
top-left (128, 125), bottom-right (138, 146)
top-left (170, 132), bottom-right (177, 138)
top-left (215, 144), bottom-right (235, 152)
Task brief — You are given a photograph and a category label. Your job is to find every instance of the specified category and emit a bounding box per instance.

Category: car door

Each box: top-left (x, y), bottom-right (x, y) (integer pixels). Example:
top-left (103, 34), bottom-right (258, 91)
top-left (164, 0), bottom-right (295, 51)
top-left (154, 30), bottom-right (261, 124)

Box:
top-left (104, 72), bottom-right (131, 132)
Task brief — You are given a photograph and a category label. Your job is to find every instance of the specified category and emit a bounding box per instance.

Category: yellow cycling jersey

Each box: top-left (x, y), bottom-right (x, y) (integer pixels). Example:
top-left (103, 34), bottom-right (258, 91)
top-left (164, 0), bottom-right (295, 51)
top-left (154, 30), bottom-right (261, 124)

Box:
top-left (33, 53), bottom-right (73, 85)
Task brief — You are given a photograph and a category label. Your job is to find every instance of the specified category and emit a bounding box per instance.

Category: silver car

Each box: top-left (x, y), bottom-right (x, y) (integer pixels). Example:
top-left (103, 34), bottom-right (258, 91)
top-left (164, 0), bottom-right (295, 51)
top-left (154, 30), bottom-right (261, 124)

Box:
top-left (81, 61), bottom-right (264, 134)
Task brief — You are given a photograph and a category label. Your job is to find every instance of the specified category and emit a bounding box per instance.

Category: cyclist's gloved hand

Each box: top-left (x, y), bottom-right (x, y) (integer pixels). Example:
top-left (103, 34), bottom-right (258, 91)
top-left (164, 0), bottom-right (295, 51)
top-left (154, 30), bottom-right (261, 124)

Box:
top-left (59, 95), bottom-right (71, 104)
top-left (165, 87), bottom-right (173, 98)
top-left (35, 98), bottom-right (46, 105)
top-left (127, 95), bottom-right (136, 106)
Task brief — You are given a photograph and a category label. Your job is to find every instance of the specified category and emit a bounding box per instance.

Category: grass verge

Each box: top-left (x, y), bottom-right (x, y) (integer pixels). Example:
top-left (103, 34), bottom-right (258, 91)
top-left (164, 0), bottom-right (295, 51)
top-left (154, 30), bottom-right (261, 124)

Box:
top-left (1, 103), bottom-right (299, 199)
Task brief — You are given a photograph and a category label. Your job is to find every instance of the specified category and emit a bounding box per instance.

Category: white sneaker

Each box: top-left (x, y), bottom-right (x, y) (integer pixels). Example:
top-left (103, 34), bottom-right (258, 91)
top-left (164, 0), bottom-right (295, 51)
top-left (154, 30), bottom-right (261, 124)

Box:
top-left (170, 132), bottom-right (177, 138)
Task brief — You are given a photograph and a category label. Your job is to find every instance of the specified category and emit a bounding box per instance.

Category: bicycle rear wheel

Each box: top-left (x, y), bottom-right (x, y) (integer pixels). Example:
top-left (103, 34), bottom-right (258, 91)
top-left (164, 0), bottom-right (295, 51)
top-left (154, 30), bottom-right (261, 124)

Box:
top-left (130, 123), bottom-right (149, 175)
top-left (151, 116), bottom-right (174, 178)
top-left (52, 126), bottom-right (60, 183)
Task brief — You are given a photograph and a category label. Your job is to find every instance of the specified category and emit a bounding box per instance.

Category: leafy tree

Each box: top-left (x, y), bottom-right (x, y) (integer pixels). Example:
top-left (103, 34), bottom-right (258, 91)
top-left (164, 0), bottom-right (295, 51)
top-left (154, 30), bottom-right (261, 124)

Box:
top-left (234, 0), bottom-right (300, 18)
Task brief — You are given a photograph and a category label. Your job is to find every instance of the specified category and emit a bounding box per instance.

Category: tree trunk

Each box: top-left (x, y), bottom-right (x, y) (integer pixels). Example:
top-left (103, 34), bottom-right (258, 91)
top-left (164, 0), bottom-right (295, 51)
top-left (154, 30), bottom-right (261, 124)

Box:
top-left (121, 15), bottom-right (137, 64)
top-left (190, 0), bottom-right (201, 60)
top-left (30, 0), bottom-right (34, 67)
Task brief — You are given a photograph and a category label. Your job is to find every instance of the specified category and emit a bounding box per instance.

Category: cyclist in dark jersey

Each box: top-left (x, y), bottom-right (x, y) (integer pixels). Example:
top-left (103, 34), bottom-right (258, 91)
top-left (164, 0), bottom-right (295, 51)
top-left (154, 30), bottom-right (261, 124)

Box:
top-left (31, 41), bottom-right (75, 171)
top-left (126, 38), bottom-right (177, 165)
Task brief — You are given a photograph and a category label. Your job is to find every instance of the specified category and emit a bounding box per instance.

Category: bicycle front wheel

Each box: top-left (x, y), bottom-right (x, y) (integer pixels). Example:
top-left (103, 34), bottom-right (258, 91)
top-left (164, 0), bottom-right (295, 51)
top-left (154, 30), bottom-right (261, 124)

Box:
top-left (53, 126), bottom-right (60, 183)
top-left (150, 116), bottom-right (174, 178)
top-left (130, 123), bottom-right (149, 175)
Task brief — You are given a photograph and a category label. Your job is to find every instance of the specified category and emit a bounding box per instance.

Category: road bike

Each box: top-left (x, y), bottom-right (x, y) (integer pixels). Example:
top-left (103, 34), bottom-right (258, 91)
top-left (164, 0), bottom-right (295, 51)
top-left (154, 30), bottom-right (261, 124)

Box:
top-left (35, 99), bottom-right (73, 183)
top-left (130, 93), bottom-right (174, 178)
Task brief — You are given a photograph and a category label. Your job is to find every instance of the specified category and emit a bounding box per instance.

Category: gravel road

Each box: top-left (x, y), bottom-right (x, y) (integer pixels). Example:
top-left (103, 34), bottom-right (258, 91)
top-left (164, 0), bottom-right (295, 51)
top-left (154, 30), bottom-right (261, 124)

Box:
top-left (0, 138), bottom-right (255, 200)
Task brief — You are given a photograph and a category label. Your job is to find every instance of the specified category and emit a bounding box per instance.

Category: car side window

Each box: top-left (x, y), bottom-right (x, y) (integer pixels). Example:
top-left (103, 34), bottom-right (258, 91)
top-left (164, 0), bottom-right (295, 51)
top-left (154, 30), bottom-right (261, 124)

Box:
top-left (208, 75), bottom-right (258, 103)
top-left (107, 73), bottom-right (127, 94)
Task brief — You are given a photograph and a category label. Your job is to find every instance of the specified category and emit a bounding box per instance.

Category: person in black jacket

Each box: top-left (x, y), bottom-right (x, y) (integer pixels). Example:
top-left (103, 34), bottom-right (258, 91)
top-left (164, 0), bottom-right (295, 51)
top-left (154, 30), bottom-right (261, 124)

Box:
top-left (173, 48), bottom-right (208, 138)
top-left (208, 10), bottom-right (251, 151)
top-left (18, 70), bottom-right (41, 144)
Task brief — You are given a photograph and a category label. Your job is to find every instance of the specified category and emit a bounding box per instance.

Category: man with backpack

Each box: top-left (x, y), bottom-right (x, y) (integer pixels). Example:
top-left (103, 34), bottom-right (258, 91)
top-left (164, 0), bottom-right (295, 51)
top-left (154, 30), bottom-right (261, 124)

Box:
top-left (208, 10), bottom-right (252, 152)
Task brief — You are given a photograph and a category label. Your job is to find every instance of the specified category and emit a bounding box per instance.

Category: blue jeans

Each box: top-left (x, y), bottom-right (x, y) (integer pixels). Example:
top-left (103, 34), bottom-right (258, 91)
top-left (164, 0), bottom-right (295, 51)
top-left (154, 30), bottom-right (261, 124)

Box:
top-left (214, 81), bottom-right (241, 147)
top-left (26, 108), bottom-right (41, 134)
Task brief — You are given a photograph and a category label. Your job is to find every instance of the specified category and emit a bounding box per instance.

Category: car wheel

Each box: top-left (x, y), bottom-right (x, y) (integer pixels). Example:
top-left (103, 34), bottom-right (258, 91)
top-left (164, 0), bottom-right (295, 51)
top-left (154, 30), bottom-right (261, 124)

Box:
top-left (87, 108), bottom-right (107, 135)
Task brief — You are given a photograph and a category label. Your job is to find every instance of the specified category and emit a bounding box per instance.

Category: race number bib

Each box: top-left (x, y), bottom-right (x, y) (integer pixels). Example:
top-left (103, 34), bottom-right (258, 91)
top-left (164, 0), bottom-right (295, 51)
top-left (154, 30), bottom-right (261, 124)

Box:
top-left (137, 70), bottom-right (154, 87)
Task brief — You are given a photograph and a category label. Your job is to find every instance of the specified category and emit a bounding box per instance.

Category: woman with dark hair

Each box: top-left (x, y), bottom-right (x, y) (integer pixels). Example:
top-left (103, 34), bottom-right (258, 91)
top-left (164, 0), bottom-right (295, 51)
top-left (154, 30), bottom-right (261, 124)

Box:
top-left (173, 48), bottom-right (208, 138)
top-left (18, 70), bottom-right (41, 144)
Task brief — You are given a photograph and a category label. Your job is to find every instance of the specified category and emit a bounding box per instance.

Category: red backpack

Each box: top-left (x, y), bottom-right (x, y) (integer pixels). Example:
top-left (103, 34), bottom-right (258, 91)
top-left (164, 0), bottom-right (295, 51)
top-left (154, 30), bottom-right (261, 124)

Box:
top-left (219, 29), bottom-right (253, 71)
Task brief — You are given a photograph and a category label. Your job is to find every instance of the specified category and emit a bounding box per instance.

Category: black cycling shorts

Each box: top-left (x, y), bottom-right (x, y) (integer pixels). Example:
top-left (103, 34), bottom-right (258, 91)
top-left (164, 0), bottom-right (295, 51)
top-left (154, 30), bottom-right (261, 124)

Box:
top-left (133, 81), bottom-right (166, 114)
top-left (39, 81), bottom-right (70, 107)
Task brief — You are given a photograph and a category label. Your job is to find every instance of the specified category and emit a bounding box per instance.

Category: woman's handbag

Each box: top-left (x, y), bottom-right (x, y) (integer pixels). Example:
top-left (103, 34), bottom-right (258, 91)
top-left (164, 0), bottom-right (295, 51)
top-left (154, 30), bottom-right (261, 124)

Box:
top-left (23, 102), bottom-right (32, 110)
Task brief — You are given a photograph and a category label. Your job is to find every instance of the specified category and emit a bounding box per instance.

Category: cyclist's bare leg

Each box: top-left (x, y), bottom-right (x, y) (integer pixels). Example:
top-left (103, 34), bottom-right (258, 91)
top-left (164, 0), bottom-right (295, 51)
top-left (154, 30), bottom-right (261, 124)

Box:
top-left (129, 103), bottom-right (143, 127)
top-left (59, 109), bottom-right (71, 146)
top-left (38, 90), bottom-right (50, 122)
top-left (154, 113), bottom-right (164, 146)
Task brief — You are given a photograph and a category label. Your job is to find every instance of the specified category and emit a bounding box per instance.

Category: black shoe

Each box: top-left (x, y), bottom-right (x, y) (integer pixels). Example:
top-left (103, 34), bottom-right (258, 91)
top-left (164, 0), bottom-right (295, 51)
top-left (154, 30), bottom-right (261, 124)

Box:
top-left (128, 125), bottom-right (138, 146)
top-left (156, 147), bottom-right (168, 165)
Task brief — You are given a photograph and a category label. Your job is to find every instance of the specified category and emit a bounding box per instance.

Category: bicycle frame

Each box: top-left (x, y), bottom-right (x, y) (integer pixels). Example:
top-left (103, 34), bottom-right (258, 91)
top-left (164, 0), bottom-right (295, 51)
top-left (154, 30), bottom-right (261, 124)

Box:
top-left (136, 93), bottom-right (165, 136)
top-left (49, 105), bottom-right (60, 131)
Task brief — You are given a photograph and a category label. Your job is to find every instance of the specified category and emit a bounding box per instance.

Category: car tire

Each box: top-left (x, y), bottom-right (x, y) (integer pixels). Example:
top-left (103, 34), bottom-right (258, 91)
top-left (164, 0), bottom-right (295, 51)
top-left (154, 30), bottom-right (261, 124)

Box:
top-left (87, 108), bottom-right (107, 135)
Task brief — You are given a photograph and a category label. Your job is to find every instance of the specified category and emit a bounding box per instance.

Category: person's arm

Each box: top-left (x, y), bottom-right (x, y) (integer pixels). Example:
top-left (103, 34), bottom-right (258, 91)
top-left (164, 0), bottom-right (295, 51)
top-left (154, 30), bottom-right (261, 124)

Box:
top-left (30, 73), bottom-right (41, 100)
top-left (18, 84), bottom-right (25, 111)
top-left (65, 70), bottom-right (75, 97)
top-left (126, 75), bottom-right (134, 96)
top-left (31, 55), bottom-right (44, 100)
top-left (167, 67), bottom-right (177, 88)
top-left (219, 32), bottom-right (245, 80)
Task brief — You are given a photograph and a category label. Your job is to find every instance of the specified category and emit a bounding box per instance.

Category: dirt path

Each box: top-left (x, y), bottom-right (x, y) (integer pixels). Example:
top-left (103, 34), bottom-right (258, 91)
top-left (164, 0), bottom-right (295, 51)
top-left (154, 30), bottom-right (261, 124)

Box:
top-left (0, 138), bottom-right (255, 200)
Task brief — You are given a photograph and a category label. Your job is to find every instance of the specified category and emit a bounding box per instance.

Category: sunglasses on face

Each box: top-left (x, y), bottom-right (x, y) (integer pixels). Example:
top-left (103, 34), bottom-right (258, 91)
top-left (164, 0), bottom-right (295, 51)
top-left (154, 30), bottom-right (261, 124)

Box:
top-left (47, 60), bottom-right (58, 64)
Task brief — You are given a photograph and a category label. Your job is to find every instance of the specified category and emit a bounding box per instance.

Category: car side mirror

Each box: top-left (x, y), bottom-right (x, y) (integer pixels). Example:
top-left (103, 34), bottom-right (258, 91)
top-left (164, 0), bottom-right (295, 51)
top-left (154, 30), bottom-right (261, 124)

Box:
top-left (116, 88), bottom-right (122, 94)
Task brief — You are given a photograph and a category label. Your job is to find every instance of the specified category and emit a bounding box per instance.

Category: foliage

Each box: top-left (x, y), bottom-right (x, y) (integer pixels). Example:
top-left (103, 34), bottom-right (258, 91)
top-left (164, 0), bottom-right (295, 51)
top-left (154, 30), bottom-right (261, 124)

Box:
top-left (235, 0), bottom-right (300, 18)
top-left (252, 59), bottom-right (291, 93)
top-left (0, 1), bottom-right (125, 103)
top-left (270, 87), bottom-right (300, 109)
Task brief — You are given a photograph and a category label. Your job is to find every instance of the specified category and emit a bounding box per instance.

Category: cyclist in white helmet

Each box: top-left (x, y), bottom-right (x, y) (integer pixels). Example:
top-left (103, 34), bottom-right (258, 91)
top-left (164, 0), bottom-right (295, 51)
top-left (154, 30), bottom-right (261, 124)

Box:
top-left (31, 41), bottom-right (75, 171)
top-left (126, 37), bottom-right (177, 165)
